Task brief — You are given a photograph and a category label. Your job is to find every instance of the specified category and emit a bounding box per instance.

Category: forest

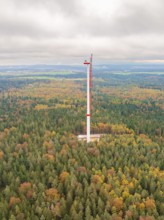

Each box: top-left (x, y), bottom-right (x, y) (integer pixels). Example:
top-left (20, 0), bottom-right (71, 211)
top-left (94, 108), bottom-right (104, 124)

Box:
top-left (0, 70), bottom-right (164, 220)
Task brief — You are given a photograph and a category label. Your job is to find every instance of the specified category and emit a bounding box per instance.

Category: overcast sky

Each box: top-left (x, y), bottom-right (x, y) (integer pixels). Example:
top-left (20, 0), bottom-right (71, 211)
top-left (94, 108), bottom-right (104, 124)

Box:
top-left (0, 0), bottom-right (164, 65)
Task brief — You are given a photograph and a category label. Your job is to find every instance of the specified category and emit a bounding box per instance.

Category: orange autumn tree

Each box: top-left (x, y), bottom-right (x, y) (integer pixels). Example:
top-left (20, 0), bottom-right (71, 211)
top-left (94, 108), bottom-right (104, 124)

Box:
top-left (9, 196), bottom-right (21, 208)
top-left (45, 188), bottom-right (60, 201)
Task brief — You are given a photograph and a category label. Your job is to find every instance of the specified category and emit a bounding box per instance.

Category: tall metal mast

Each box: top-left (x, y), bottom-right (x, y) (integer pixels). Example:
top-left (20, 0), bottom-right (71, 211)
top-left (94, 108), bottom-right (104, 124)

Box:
top-left (84, 54), bottom-right (92, 143)
top-left (90, 54), bottom-right (93, 113)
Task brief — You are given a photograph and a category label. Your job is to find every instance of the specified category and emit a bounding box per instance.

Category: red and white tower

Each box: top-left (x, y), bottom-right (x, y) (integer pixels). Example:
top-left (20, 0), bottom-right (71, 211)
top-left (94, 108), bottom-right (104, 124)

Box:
top-left (78, 55), bottom-right (101, 142)
top-left (84, 54), bottom-right (92, 143)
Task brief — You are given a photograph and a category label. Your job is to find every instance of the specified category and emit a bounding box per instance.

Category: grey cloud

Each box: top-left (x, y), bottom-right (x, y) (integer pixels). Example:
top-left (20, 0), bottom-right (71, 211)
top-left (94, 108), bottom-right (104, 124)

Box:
top-left (75, 1), bottom-right (164, 37)
top-left (0, 0), bottom-right (164, 64)
top-left (9, 0), bottom-right (81, 17)
top-left (112, 2), bottom-right (164, 35)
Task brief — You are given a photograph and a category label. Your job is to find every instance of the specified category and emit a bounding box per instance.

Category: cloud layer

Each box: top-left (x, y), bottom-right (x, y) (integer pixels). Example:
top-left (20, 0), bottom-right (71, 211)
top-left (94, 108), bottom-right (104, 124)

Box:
top-left (0, 0), bottom-right (164, 64)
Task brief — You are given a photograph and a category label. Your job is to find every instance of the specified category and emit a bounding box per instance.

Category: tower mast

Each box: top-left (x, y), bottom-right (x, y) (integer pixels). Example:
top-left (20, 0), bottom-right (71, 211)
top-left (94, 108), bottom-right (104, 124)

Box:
top-left (90, 54), bottom-right (93, 113)
top-left (84, 54), bottom-right (92, 143)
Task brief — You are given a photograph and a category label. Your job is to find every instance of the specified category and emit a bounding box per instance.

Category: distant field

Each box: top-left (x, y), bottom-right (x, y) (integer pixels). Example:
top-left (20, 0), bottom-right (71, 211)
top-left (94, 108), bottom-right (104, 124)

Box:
top-left (0, 71), bottom-right (79, 77)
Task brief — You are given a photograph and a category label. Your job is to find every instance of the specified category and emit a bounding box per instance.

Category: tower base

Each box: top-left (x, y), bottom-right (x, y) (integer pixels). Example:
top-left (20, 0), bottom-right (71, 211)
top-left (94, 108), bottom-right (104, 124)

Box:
top-left (77, 134), bottom-right (102, 142)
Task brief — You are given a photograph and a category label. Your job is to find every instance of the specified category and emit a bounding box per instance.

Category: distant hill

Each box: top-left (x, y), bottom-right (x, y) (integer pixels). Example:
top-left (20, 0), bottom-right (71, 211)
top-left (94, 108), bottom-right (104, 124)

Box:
top-left (1, 63), bottom-right (164, 73)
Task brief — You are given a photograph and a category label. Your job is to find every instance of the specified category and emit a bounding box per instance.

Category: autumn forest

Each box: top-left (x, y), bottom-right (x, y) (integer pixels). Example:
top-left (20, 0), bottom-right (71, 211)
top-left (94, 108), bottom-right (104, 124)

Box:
top-left (0, 68), bottom-right (164, 220)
